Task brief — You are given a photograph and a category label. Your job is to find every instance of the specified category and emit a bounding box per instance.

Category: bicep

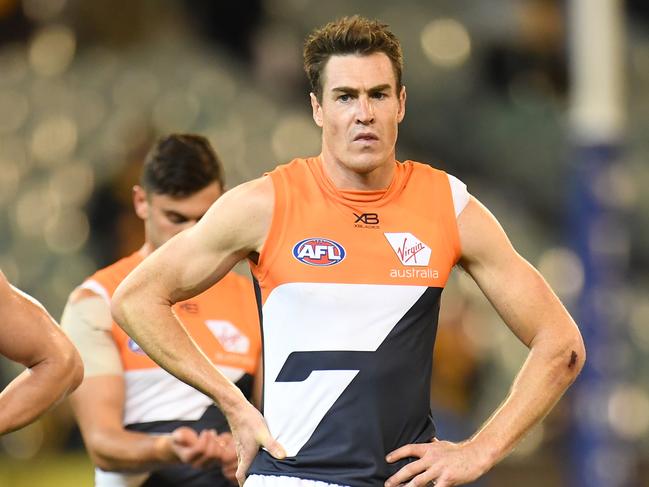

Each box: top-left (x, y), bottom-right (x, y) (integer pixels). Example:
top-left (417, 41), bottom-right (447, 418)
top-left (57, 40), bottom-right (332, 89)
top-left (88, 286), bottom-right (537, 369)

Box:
top-left (457, 197), bottom-right (576, 346)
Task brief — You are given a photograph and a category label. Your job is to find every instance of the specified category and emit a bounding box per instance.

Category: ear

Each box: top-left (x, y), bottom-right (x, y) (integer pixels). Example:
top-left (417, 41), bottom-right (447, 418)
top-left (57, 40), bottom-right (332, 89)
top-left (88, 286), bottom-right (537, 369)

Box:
top-left (132, 185), bottom-right (149, 220)
top-left (397, 85), bottom-right (406, 123)
top-left (310, 92), bottom-right (323, 128)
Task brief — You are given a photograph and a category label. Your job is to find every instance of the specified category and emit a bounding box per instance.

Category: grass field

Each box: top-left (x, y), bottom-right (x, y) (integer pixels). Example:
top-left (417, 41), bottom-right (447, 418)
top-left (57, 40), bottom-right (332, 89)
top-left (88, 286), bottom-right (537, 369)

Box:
top-left (0, 453), bottom-right (94, 487)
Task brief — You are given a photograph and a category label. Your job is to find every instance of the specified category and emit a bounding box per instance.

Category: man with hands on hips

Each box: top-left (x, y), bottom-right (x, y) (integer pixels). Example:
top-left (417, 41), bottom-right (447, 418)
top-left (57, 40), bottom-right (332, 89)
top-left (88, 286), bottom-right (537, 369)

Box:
top-left (112, 17), bottom-right (585, 487)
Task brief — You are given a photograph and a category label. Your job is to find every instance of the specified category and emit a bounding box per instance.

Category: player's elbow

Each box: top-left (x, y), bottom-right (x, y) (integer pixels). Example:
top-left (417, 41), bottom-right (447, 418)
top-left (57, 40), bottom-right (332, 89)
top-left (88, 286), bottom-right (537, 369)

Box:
top-left (550, 326), bottom-right (586, 385)
top-left (57, 340), bottom-right (84, 394)
top-left (85, 439), bottom-right (119, 472)
top-left (111, 280), bottom-right (137, 332)
top-left (47, 332), bottom-right (84, 395)
top-left (91, 451), bottom-right (120, 472)
top-left (67, 348), bottom-right (84, 392)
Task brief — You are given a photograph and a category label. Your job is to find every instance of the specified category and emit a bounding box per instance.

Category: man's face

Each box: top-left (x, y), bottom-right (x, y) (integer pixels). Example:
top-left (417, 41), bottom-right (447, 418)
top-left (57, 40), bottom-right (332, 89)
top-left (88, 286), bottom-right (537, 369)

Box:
top-left (310, 52), bottom-right (406, 175)
top-left (133, 182), bottom-right (222, 249)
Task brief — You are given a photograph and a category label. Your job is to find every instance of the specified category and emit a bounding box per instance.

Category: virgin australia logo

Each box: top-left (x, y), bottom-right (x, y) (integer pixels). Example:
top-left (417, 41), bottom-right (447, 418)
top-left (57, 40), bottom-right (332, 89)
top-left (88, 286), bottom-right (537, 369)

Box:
top-left (384, 233), bottom-right (431, 266)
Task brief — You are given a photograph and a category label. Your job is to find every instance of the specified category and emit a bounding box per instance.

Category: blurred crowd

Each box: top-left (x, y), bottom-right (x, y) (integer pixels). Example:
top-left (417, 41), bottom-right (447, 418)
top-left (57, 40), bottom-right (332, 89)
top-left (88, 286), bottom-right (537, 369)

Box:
top-left (0, 0), bottom-right (647, 485)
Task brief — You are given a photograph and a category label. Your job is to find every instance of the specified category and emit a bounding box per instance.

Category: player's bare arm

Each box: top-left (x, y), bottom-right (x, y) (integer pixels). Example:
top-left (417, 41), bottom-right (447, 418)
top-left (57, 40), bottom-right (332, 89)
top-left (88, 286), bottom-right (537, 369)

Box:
top-left (0, 271), bottom-right (83, 435)
top-left (72, 375), bottom-right (231, 473)
top-left (64, 288), bottom-right (233, 475)
top-left (386, 196), bottom-right (585, 487)
top-left (111, 176), bottom-right (286, 485)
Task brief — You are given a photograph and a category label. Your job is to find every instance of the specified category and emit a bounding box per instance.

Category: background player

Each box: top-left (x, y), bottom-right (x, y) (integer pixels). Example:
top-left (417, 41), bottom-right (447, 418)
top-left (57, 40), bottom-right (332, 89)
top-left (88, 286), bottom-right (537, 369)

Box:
top-left (0, 270), bottom-right (83, 436)
top-left (111, 17), bottom-right (585, 487)
top-left (61, 134), bottom-right (261, 486)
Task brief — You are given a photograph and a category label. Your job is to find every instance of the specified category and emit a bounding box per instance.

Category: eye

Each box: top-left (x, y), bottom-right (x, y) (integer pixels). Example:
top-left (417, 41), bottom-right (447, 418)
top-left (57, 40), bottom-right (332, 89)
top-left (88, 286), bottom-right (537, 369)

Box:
top-left (371, 92), bottom-right (387, 100)
top-left (338, 94), bottom-right (352, 102)
top-left (166, 213), bottom-right (188, 224)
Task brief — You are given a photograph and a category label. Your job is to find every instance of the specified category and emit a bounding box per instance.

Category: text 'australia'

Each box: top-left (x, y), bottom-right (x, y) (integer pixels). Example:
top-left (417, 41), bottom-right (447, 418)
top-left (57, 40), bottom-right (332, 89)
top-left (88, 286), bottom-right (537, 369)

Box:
top-left (390, 268), bottom-right (439, 279)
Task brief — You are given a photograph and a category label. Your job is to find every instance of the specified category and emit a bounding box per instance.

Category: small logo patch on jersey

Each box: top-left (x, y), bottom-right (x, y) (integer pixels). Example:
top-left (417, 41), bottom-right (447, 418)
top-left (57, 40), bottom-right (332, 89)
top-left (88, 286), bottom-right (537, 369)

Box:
top-left (127, 338), bottom-right (146, 355)
top-left (354, 212), bottom-right (380, 229)
top-left (292, 238), bottom-right (346, 266)
top-left (205, 320), bottom-right (250, 354)
top-left (384, 232), bottom-right (431, 266)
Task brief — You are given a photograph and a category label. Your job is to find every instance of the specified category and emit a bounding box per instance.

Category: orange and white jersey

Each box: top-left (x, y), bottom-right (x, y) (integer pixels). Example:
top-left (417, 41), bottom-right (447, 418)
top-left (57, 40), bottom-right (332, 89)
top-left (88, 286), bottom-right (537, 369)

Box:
top-left (247, 157), bottom-right (468, 487)
top-left (80, 252), bottom-right (261, 426)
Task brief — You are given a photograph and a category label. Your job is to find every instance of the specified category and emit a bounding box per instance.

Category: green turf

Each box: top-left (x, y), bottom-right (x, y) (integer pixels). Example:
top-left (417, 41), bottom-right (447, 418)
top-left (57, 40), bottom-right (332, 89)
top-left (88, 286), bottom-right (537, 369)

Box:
top-left (0, 453), bottom-right (94, 486)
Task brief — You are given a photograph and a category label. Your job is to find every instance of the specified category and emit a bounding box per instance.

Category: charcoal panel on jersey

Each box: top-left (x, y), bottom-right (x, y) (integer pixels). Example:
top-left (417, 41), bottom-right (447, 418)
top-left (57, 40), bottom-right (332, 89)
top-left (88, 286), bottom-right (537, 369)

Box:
top-left (253, 276), bottom-right (265, 414)
top-left (125, 404), bottom-right (229, 434)
top-left (250, 286), bottom-right (442, 487)
top-left (276, 350), bottom-right (374, 382)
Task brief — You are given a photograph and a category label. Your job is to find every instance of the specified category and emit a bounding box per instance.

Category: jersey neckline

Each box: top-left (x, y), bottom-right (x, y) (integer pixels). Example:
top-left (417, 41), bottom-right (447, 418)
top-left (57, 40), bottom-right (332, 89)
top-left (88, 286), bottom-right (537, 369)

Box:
top-left (307, 155), bottom-right (412, 207)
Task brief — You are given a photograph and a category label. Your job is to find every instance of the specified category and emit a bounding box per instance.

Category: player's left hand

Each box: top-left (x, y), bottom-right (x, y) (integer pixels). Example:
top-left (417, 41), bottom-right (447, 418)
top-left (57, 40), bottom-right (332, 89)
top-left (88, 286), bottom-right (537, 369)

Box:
top-left (384, 438), bottom-right (489, 487)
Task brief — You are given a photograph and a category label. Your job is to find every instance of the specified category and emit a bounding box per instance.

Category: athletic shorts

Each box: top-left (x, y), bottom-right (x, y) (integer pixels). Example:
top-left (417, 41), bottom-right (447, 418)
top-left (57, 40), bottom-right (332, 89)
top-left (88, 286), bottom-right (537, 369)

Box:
top-left (244, 474), bottom-right (348, 487)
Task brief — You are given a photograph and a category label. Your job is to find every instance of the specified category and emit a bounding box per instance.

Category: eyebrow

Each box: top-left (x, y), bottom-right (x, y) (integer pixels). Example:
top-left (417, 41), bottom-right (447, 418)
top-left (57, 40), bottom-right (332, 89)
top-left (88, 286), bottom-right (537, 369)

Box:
top-left (163, 209), bottom-right (203, 221)
top-left (331, 84), bottom-right (393, 95)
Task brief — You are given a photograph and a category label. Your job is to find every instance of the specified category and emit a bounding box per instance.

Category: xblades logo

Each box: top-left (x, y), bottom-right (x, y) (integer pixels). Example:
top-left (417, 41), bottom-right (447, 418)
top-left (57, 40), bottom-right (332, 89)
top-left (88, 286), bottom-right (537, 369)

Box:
top-left (354, 212), bottom-right (379, 228)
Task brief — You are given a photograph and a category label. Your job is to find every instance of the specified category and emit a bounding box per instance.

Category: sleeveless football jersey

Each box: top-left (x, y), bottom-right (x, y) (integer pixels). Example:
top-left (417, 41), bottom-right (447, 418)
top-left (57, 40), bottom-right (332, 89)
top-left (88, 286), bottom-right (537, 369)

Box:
top-left (248, 157), bottom-right (463, 486)
top-left (81, 252), bottom-right (261, 487)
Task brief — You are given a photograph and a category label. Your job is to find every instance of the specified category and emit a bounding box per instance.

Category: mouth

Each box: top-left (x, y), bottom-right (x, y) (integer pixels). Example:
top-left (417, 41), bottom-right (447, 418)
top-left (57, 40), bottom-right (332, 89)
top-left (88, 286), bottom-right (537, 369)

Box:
top-left (353, 133), bottom-right (379, 142)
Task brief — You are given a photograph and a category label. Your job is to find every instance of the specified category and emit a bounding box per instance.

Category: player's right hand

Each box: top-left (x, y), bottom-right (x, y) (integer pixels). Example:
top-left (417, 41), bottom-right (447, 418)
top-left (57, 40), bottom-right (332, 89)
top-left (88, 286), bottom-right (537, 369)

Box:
top-left (228, 401), bottom-right (286, 486)
top-left (169, 426), bottom-right (224, 469)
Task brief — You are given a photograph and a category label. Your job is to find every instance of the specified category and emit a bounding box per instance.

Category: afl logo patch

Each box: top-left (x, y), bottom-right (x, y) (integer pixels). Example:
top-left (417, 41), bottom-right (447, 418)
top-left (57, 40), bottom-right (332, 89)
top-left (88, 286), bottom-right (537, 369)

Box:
top-left (292, 238), bottom-right (346, 266)
top-left (127, 338), bottom-right (146, 355)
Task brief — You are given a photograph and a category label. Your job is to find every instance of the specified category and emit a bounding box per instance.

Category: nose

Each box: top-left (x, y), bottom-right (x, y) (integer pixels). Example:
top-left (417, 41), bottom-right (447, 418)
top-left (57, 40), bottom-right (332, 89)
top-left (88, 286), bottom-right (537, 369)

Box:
top-left (356, 96), bottom-right (374, 125)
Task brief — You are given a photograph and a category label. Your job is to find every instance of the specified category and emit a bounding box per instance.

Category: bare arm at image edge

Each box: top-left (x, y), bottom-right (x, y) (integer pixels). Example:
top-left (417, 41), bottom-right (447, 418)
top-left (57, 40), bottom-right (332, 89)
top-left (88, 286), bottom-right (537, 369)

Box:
top-left (385, 196), bottom-right (585, 487)
top-left (63, 287), bottom-right (239, 475)
top-left (111, 177), bottom-right (286, 485)
top-left (0, 271), bottom-right (84, 435)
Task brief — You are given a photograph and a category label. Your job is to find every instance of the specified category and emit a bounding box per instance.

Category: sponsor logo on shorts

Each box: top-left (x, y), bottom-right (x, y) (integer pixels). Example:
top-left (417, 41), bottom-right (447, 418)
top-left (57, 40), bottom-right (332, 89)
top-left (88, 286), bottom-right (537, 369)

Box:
top-left (292, 238), bottom-right (346, 266)
top-left (384, 232), bottom-right (432, 266)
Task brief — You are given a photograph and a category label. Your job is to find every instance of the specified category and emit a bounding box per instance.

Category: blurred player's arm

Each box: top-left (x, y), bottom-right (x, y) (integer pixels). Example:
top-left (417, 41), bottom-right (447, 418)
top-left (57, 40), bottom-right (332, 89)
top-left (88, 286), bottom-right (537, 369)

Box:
top-left (62, 288), bottom-right (232, 473)
top-left (386, 196), bottom-right (585, 487)
top-left (0, 270), bottom-right (83, 435)
top-left (111, 177), bottom-right (285, 484)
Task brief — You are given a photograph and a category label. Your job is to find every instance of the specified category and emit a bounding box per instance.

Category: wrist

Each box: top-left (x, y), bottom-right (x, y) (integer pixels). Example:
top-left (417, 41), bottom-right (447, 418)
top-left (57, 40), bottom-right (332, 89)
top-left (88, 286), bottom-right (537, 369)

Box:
top-left (463, 436), bottom-right (499, 475)
top-left (216, 386), bottom-right (250, 419)
top-left (153, 434), bottom-right (179, 464)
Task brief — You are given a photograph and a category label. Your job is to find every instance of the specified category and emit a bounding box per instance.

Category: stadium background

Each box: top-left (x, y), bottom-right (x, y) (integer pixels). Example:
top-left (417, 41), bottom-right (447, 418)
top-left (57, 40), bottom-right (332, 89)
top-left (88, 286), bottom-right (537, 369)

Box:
top-left (0, 0), bottom-right (647, 485)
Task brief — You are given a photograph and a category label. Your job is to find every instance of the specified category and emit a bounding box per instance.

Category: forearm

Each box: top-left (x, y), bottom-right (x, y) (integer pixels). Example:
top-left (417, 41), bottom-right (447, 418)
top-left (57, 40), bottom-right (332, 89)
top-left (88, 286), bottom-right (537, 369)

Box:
top-left (87, 428), bottom-right (177, 472)
top-left (0, 353), bottom-right (82, 435)
top-left (469, 334), bottom-right (584, 468)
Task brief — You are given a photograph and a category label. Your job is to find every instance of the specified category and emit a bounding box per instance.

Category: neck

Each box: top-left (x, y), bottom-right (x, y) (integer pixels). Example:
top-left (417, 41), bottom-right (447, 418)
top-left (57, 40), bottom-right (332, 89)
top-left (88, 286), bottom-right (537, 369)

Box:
top-left (138, 242), bottom-right (155, 258)
top-left (319, 150), bottom-right (396, 191)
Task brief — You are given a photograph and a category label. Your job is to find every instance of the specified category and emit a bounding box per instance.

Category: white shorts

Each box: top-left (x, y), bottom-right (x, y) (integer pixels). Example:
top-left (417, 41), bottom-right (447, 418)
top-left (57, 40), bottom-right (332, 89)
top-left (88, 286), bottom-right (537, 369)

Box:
top-left (244, 474), bottom-right (348, 487)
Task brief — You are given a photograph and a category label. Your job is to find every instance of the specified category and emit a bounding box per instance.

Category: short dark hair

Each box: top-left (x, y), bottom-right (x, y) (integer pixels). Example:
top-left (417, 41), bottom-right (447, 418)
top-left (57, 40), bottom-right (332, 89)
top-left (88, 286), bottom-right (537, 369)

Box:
top-left (303, 15), bottom-right (404, 101)
top-left (140, 134), bottom-right (225, 197)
